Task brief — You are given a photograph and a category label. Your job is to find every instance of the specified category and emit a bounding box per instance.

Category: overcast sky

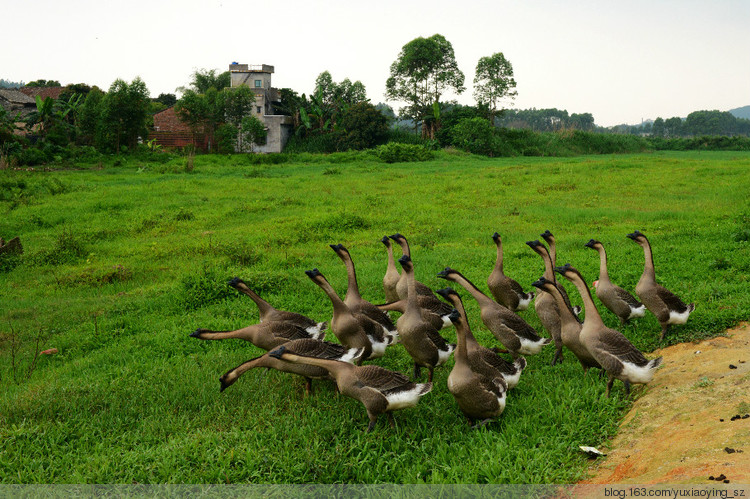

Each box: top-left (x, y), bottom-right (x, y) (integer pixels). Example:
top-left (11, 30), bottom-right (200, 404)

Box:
top-left (3, 0), bottom-right (748, 127)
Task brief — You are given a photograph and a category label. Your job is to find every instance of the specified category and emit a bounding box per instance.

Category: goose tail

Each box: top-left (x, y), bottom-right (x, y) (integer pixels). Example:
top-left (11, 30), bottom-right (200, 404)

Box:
top-left (418, 382), bottom-right (434, 396)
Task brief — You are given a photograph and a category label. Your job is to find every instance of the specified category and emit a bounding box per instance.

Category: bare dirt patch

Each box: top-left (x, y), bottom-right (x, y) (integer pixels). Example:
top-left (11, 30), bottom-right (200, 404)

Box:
top-left (582, 323), bottom-right (750, 485)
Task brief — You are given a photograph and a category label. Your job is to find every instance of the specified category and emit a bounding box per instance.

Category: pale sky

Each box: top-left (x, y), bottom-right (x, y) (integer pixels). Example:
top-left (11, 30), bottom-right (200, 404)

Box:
top-left (3, 0), bottom-right (748, 127)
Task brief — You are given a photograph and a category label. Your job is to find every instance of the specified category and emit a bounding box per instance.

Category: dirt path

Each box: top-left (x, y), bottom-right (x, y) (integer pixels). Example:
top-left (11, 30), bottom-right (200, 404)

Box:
top-left (582, 323), bottom-right (750, 485)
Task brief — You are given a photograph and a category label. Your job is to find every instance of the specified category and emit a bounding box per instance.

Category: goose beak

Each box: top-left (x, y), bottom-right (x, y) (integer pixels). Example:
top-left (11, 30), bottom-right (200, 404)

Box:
top-left (584, 239), bottom-right (596, 249)
top-left (526, 240), bottom-right (542, 249)
top-left (626, 231), bottom-right (640, 240)
top-left (398, 255), bottom-right (411, 265)
top-left (269, 346), bottom-right (286, 359)
top-left (189, 329), bottom-right (203, 338)
top-left (380, 236), bottom-right (390, 245)
top-left (227, 277), bottom-right (243, 288)
top-left (305, 268), bottom-right (322, 278)
top-left (436, 267), bottom-right (452, 279)
top-left (435, 287), bottom-right (455, 299)
top-left (531, 277), bottom-right (547, 289)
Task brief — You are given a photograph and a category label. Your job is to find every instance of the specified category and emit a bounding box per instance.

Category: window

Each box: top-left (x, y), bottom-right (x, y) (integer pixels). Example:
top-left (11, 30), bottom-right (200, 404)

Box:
top-left (254, 80), bottom-right (262, 88)
top-left (256, 106), bottom-right (262, 114)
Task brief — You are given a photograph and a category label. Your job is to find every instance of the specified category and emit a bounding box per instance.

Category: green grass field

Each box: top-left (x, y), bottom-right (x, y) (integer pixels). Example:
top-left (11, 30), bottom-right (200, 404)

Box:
top-left (1, 150), bottom-right (749, 483)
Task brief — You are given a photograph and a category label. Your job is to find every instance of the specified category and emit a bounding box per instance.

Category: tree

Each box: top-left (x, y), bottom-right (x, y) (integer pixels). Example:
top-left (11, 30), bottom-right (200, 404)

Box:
top-left (239, 115), bottom-right (267, 152)
top-left (25, 79), bottom-right (61, 88)
top-left (99, 77), bottom-right (151, 151)
top-left (184, 69), bottom-right (230, 94)
top-left (473, 52), bottom-right (517, 124)
top-left (154, 93), bottom-right (177, 107)
top-left (385, 34), bottom-right (465, 139)
top-left (569, 112), bottom-right (595, 131)
top-left (338, 102), bottom-right (388, 150)
top-left (78, 87), bottom-right (105, 146)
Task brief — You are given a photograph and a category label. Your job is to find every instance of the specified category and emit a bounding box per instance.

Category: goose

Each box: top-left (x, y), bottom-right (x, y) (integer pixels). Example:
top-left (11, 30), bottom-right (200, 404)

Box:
top-left (526, 239), bottom-right (580, 365)
top-left (375, 294), bottom-right (453, 331)
top-left (555, 263), bottom-right (662, 397)
top-left (218, 338), bottom-right (364, 395)
top-left (389, 233), bottom-right (438, 300)
top-left (445, 308), bottom-right (507, 427)
top-left (329, 243), bottom-right (398, 343)
top-left (228, 277), bottom-right (327, 336)
top-left (627, 231), bottom-right (696, 341)
top-left (436, 267), bottom-right (549, 359)
top-left (269, 343), bottom-right (433, 432)
top-left (531, 276), bottom-right (601, 374)
top-left (305, 268), bottom-right (393, 362)
top-left (381, 236), bottom-right (401, 303)
top-left (584, 239), bottom-right (646, 324)
top-left (540, 231), bottom-right (582, 316)
top-left (189, 319), bottom-right (323, 351)
top-left (436, 287), bottom-right (526, 389)
top-left (487, 232), bottom-right (534, 312)
top-left (396, 255), bottom-right (455, 381)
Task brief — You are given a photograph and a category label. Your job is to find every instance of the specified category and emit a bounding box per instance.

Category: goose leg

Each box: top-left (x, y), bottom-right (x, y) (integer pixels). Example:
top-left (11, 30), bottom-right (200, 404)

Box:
top-left (659, 325), bottom-right (668, 342)
top-left (413, 363), bottom-right (421, 380)
top-left (623, 380), bottom-right (631, 397)
top-left (472, 419), bottom-right (493, 430)
top-left (387, 413), bottom-right (396, 429)
top-left (366, 414), bottom-right (378, 433)
top-left (606, 376), bottom-right (615, 398)
top-left (428, 367), bottom-right (434, 383)
top-left (551, 345), bottom-right (563, 366)
top-left (304, 377), bottom-right (312, 396)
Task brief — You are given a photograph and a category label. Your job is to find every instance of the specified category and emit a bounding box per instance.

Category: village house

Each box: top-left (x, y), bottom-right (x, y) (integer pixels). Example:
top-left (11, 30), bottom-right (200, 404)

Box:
top-left (150, 63), bottom-right (293, 153)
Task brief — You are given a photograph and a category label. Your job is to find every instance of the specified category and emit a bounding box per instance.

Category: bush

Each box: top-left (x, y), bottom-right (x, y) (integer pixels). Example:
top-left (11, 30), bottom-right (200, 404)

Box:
top-left (451, 117), bottom-right (499, 156)
top-left (14, 147), bottom-right (49, 166)
top-left (337, 102), bottom-right (389, 151)
top-left (373, 143), bottom-right (434, 163)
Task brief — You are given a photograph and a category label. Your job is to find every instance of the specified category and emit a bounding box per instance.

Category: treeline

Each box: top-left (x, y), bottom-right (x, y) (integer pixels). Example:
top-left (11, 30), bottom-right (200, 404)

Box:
top-left (615, 110), bottom-right (750, 137)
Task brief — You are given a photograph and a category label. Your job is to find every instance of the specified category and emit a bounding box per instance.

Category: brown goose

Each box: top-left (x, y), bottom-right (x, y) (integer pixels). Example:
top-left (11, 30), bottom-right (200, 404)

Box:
top-left (305, 268), bottom-right (393, 362)
top-left (445, 308), bottom-right (507, 427)
top-left (436, 267), bottom-right (549, 359)
top-left (540, 231), bottom-right (582, 316)
top-left (526, 239), bottom-right (580, 365)
top-left (381, 236), bottom-right (401, 303)
top-left (396, 255), bottom-right (455, 381)
top-left (389, 233), bottom-right (438, 300)
top-left (228, 277), bottom-right (327, 336)
top-left (436, 287), bottom-right (526, 389)
top-left (555, 263), bottom-right (662, 397)
top-left (584, 239), bottom-right (645, 324)
top-left (329, 243), bottom-right (398, 343)
top-left (218, 338), bottom-right (364, 395)
top-left (269, 343), bottom-right (433, 432)
top-left (189, 320), bottom-right (322, 351)
top-left (531, 276), bottom-right (601, 374)
top-left (627, 231), bottom-right (695, 340)
top-left (487, 232), bottom-right (534, 312)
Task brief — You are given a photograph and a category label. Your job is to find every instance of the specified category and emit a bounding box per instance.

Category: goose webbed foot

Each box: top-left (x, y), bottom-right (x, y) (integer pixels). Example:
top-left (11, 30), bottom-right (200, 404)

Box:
top-left (606, 377), bottom-right (614, 398)
top-left (366, 416), bottom-right (378, 433)
top-left (623, 380), bottom-right (631, 397)
top-left (472, 419), bottom-right (493, 430)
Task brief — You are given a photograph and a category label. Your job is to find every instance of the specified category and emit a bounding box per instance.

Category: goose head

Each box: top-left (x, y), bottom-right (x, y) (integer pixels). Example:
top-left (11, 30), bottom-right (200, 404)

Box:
top-left (447, 308), bottom-right (461, 324)
top-left (626, 230), bottom-right (649, 247)
top-left (491, 232), bottom-right (501, 244)
top-left (526, 239), bottom-right (549, 257)
top-left (268, 345), bottom-right (287, 359)
top-left (435, 287), bottom-right (458, 301)
top-left (584, 239), bottom-right (601, 250)
top-left (304, 268), bottom-right (326, 283)
top-left (540, 230), bottom-right (555, 245)
top-left (380, 236), bottom-right (391, 247)
top-left (397, 254), bottom-right (413, 271)
top-left (531, 276), bottom-right (553, 290)
top-left (436, 267), bottom-right (457, 280)
top-left (554, 263), bottom-right (581, 282)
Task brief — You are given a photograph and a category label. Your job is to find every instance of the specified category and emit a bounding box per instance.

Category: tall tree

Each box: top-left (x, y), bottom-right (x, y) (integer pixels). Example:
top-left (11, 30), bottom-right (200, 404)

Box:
top-left (385, 34), bottom-right (465, 138)
top-left (473, 52), bottom-right (517, 124)
top-left (99, 77), bottom-right (151, 151)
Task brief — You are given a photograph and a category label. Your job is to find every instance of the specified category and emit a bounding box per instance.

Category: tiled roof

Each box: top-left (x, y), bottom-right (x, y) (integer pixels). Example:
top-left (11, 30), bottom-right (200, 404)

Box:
top-left (0, 88), bottom-right (36, 105)
top-left (19, 86), bottom-right (66, 100)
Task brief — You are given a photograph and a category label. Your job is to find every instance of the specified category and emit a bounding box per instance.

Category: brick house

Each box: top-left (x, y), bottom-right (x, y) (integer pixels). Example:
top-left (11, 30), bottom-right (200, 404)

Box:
top-left (150, 106), bottom-right (209, 151)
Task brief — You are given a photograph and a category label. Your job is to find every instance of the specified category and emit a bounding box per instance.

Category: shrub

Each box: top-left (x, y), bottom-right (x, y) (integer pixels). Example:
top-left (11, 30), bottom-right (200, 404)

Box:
top-left (337, 102), bottom-right (389, 151)
top-left (451, 117), bottom-right (499, 156)
top-left (373, 143), bottom-right (434, 163)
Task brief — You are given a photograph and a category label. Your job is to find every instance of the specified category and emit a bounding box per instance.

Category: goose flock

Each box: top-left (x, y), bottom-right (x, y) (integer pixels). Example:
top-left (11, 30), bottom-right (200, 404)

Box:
top-left (191, 230), bottom-right (695, 431)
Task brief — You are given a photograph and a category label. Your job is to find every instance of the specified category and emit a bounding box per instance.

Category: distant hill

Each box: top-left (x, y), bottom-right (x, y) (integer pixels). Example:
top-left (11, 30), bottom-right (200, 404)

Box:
top-left (729, 105), bottom-right (750, 120)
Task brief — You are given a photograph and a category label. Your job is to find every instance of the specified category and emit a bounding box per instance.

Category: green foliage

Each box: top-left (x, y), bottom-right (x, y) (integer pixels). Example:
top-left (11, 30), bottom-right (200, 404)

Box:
top-left (373, 142), bottom-right (434, 163)
top-left (385, 34), bottom-right (465, 137)
top-left (451, 117), bottom-right (499, 156)
top-left (25, 79), bottom-right (61, 88)
top-left (473, 52), bottom-right (517, 120)
top-left (214, 123), bottom-right (238, 154)
top-left (186, 68), bottom-right (230, 93)
top-left (178, 264), bottom-right (236, 310)
top-left (337, 102), bottom-right (389, 150)
top-left (99, 78), bottom-right (151, 151)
